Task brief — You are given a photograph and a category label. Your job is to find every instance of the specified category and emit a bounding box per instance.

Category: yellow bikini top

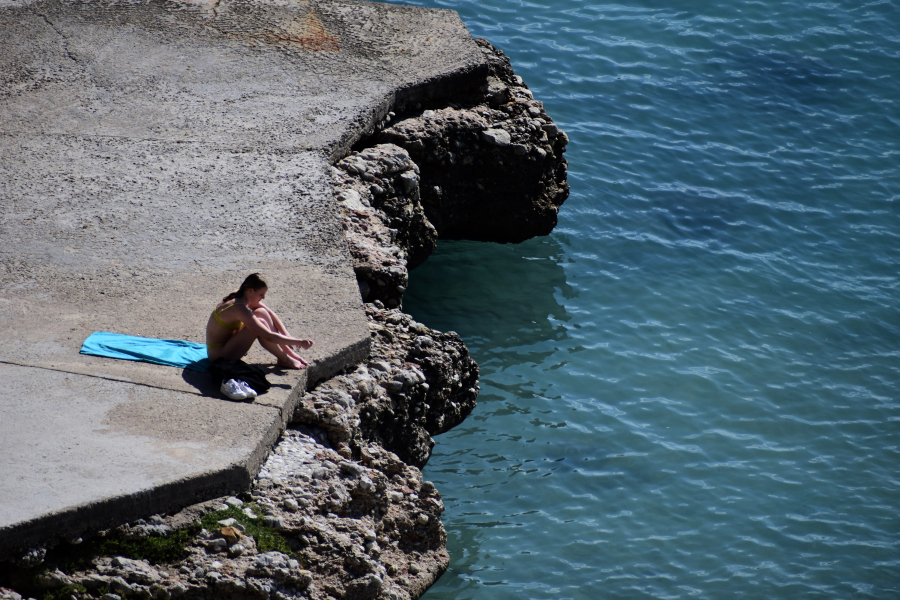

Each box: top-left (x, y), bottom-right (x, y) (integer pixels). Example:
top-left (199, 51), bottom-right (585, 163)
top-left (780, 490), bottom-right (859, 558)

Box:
top-left (212, 303), bottom-right (244, 331)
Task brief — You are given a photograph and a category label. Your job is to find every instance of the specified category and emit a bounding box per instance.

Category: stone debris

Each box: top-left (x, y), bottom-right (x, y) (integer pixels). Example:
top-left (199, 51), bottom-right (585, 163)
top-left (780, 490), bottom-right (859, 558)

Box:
top-left (0, 588), bottom-right (22, 600)
top-left (220, 527), bottom-right (243, 544)
top-left (480, 128), bottom-right (512, 146)
top-left (116, 516), bottom-right (173, 540)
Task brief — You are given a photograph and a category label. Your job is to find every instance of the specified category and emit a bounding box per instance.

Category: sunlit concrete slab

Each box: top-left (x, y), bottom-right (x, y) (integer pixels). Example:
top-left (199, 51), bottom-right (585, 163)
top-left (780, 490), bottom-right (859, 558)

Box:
top-left (0, 0), bottom-right (486, 555)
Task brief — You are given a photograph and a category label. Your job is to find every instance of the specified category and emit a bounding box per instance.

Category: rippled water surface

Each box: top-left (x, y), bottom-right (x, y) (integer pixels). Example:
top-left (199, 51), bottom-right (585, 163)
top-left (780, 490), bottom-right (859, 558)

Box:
top-left (391, 0), bottom-right (900, 597)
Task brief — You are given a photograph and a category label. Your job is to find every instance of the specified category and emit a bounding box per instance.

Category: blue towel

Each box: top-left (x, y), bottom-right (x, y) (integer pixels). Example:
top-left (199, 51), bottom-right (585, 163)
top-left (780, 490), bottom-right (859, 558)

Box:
top-left (80, 331), bottom-right (210, 372)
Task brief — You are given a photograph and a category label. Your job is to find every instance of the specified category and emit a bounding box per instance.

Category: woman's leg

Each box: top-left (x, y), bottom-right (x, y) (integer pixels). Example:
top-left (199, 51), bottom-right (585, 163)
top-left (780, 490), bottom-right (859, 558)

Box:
top-left (260, 306), bottom-right (309, 366)
top-left (254, 308), bottom-right (306, 369)
top-left (210, 326), bottom-right (258, 362)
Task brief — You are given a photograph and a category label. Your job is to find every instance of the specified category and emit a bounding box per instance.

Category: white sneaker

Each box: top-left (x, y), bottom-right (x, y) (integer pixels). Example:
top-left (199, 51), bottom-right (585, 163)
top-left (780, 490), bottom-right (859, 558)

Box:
top-left (221, 379), bottom-right (248, 400)
top-left (236, 380), bottom-right (257, 399)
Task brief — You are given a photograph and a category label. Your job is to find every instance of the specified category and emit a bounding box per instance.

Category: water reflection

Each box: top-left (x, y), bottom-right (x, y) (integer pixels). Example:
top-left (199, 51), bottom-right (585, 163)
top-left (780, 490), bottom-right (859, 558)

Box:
top-left (404, 236), bottom-right (574, 356)
top-left (405, 236), bottom-right (579, 597)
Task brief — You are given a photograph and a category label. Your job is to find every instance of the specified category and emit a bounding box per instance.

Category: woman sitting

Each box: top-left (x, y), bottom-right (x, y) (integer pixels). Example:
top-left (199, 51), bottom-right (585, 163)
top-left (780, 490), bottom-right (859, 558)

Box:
top-left (206, 273), bottom-right (313, 370)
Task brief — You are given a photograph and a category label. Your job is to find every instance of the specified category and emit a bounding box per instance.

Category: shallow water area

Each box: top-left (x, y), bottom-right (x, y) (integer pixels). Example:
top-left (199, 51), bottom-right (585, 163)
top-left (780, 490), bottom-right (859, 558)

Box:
top-left (395, 0), bottom-right (900, 598)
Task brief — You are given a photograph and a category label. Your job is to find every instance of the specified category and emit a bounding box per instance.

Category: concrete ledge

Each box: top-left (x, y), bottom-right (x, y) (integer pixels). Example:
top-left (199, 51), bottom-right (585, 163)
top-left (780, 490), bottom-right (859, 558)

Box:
top-left (0, 0), bottom-right (487, 556)
top-left (0, 364), bottom-right (272, 551)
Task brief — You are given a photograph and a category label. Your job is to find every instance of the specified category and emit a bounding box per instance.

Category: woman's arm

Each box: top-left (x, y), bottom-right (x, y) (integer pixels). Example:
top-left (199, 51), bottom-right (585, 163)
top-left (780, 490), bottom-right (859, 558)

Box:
top-left (258, 304), bottom-right (313, 354)
top-left (240, 306), bottom-right (313, 349)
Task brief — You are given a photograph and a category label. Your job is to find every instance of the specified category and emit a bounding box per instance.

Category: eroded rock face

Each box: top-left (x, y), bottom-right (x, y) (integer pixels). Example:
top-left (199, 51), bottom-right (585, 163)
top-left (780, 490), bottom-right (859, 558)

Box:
top-left (332, 144), bottom-right (436, 308)
top-left (376, 38), bottom-right (569, 243)
top-left (333, 40), bottom-right (568, 308)
top-left (293, 305), bottom-right (478, 468)
top-left (249, 431), bottom-right (449, 600)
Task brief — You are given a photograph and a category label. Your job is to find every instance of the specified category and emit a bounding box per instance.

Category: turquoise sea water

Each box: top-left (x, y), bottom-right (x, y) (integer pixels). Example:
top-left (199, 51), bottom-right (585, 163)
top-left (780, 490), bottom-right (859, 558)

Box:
top-left (393, 0), bottom-right (900, 598)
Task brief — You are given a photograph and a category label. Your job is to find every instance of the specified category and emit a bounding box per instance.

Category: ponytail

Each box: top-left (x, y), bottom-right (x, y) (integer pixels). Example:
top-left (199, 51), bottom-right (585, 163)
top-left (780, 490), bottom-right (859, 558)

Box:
top-left (222, 273), bottom-right (268, 303)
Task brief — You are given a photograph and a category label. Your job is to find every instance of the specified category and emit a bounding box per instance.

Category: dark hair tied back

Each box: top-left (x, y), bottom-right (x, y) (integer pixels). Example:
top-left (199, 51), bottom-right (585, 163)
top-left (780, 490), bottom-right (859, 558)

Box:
top-left (222, 273), bottom-right (268, 303)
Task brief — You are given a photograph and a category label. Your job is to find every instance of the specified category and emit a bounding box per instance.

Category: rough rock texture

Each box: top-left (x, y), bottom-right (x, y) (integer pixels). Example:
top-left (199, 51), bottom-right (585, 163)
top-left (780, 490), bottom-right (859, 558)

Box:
top-left (375, 39), bottom-right (569, 243)
top-left (332, 39), bottom-right (570, 313)
top-left (294, 305), bottom-right (478, 468)
top-left (331, 144), bottom-right (436, 308)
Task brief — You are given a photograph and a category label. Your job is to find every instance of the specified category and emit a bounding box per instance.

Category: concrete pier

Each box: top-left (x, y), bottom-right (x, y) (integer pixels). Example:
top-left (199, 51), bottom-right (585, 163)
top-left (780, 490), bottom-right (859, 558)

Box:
top-left (0, 0), bottom-right (486, 556)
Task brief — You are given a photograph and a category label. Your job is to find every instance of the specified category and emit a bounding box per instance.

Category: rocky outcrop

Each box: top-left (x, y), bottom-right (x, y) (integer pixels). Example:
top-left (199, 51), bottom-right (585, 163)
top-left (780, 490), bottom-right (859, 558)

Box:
top-left (292, 304), bottom-right (478, 469)
top-left (331, 144), bottom-right (435, 308)
top-left (333, 39), bottom-right (569, 311)
top-left (375, 39), bottom-right (569, 243)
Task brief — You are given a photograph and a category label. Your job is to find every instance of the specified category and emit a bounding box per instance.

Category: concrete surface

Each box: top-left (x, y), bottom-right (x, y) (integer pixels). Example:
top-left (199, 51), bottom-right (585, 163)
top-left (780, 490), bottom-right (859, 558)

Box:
top-left (0, 0), bottom-right (487, 555)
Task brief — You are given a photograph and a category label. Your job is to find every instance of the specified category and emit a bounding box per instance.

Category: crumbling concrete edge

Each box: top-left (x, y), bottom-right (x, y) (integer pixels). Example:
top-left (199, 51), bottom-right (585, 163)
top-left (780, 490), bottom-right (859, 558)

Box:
top-left (325, 61), bottom-right (490, 163)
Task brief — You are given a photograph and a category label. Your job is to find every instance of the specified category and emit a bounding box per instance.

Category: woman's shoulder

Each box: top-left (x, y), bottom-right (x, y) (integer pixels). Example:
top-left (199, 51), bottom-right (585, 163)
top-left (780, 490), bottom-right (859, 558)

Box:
top-left (216, 300), bottom-right (249, 313)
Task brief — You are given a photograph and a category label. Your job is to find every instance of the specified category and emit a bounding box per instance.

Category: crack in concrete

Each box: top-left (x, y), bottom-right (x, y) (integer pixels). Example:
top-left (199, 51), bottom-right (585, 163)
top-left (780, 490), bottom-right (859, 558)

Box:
top-left (33, 9), bottom-right (79, 65)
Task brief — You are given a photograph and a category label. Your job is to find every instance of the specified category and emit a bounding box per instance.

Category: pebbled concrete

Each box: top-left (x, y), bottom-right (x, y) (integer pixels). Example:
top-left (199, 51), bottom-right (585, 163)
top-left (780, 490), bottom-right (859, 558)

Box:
top-left (0, 0), bottom-right (487, 556)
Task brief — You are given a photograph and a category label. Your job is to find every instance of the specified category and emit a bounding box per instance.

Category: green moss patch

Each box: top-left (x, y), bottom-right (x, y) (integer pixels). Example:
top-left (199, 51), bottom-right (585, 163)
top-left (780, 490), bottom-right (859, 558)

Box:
top-left (1, 503), bottom-right (301, 597)
top-left (200, 503), bottom-right (297, 559)
top-left (90, 526), bottom-right (198, 565)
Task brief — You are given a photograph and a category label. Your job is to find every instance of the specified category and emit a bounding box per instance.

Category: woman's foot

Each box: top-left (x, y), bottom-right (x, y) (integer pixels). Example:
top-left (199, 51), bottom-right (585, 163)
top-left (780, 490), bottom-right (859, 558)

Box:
top-left (276, 356), bottom-right (307, 370)
top-left (284, 347), bottom-right (309, 367)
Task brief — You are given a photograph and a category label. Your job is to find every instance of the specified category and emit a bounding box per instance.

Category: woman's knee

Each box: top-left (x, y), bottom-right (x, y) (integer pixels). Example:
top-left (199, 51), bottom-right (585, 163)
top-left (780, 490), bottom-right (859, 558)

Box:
top-left (254, 307), bottom-right (273, 325)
